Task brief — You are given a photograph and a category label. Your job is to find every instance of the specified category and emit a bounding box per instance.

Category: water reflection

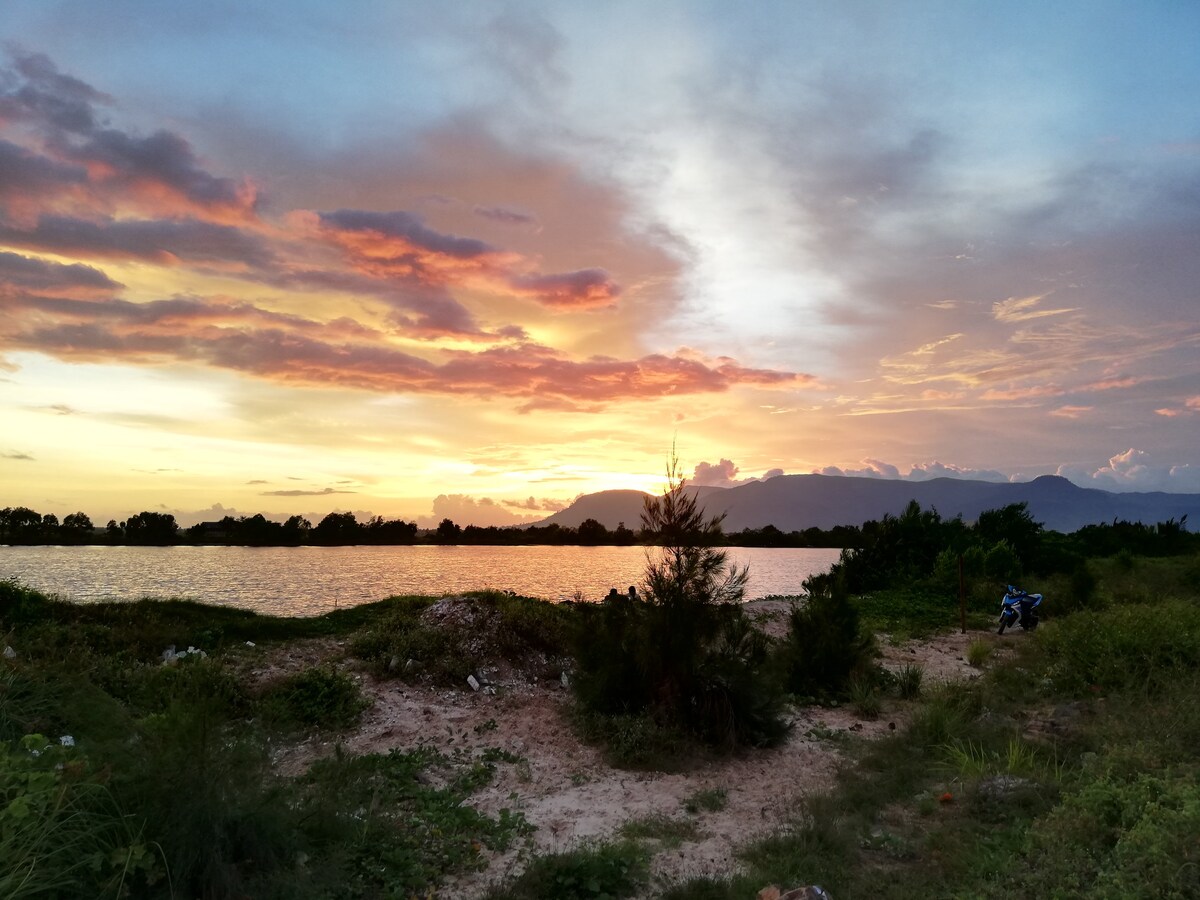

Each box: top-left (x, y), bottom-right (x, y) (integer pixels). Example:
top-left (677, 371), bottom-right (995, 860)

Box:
top-left (0, 544), bottom-right (840, 617)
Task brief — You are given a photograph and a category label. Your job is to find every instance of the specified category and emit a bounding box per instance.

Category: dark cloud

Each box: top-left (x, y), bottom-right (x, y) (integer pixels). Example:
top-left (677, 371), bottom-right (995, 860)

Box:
top-left (0, 51), bottom-right (111, 133)
top-left (1, 51), bottom-right (256, 218)
top-left (0, 215), bottom-right (273, 266)
top-left (692, 459), bottom-right (787, 488)
top-left (473, 204), bottom-right (539, 227)
top-left (0, 139), bottom-right (87, 201)
top-left (0, 250), bottom-right (120, 294)
top-left (2, 450), bottom-right (34, 460)
top-left (320, 209), bottom-right (492, 259)
top-left (260, 487), bottom-right (357, 497)
top-left (57, 127), bottom-right (256, 213)
top-left (509, 268), bottom-right (620, 310)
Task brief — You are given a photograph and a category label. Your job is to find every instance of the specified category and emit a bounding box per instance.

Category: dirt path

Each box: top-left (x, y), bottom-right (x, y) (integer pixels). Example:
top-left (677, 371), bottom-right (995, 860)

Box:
top-left (261, 604), bottom-right (1017, 897)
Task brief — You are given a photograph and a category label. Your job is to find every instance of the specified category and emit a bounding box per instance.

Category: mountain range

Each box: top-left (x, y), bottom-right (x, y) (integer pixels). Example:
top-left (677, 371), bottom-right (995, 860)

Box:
top-left (538, 474), bottom-right (1199, 534)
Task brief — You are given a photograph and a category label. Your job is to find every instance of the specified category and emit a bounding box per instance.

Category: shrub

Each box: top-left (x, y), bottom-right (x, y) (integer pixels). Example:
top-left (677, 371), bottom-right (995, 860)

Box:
top-left (486, 840), bottom-right (649, 900)
top-left (259, 666), bottom-right (369, 730)
top-left (1036, 599), bottom-right (1200, 695)
top-left (895, 663), bottom-right (924, 699)
top-left (779, 578), bottom-right (876, 698)
top-left (572, 460), bottom-right (788, 751)
top-left (966, 639), bottom-right (992, 668)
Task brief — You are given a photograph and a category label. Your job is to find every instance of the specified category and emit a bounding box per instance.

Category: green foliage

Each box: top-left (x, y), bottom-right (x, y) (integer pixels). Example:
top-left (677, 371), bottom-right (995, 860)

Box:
top-left (848, 675), bottom-right (882, 719)
top-left (966, 639), bottom-right (992, 668)
top-left (1036, 599), bottom-right (1200, 695)
top-left (895, 663), bottom-right (924, 699)
top-left (1, 735), bottom-right (162, 898)
top-left (572, 709), bottom-right (691, 770)
top-left (572, 462), bottom-right (788, 753)
top-left (619, 813), bottom-right (700, 847)
top-left (487, 840), bottom-right (649, 900)
top-left (298, 747), bottom-right (532, 898)
top-left (258, 666), bottom-right (369, 730)
top-left (1022, 773), bottom-right (1200, 898)
top-left (683, 786), bottom-right (728, 814)
top-left (779, 579), bottom-right (876, 698)
top-left (349, 591), bottom-right (575, 685)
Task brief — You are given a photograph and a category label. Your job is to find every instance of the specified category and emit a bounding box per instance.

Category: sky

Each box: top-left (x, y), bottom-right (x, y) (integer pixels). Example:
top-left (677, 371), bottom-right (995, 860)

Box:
top-left (2, 0), bottom-right (1199, 528)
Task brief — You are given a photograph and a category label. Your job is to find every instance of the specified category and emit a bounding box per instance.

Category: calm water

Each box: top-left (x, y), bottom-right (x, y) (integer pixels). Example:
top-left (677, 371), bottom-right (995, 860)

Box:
top-left (0, 544), bottom-right (840, 616)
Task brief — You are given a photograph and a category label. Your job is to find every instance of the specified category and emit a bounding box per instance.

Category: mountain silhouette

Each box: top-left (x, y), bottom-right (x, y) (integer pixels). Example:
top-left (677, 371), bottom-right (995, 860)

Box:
top-left (540, 474), bottom-right (1198, 533)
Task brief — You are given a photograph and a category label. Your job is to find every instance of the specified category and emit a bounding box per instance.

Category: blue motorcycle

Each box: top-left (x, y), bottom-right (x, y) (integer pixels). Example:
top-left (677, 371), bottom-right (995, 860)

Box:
top-left (997, 584), bottom-right (1042, 634)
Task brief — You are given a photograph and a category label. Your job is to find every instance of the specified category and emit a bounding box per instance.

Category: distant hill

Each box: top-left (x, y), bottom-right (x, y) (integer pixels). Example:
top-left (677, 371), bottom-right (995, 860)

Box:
top-left (539, 474), bottom-right (1199, 534)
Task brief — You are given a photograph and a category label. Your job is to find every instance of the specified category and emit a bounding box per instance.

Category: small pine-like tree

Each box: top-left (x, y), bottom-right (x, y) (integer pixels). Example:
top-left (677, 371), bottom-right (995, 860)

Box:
top-left (781, 575), bottom-right (876, 698)
top-left (574, 458), bottom-right (788, 749)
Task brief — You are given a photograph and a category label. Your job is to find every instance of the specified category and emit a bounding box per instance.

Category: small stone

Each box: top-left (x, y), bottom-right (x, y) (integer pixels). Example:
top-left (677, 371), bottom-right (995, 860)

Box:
top-left (560, 671), bottom-right (570, 688)
top-left (245, 641), bottom-right (256, 648)
top-left (2, 646), bottom-right (16, 660)
top-left (467, 674), bottom-right (481, 691)
top-left (387, 655), bottom-right (400, 672)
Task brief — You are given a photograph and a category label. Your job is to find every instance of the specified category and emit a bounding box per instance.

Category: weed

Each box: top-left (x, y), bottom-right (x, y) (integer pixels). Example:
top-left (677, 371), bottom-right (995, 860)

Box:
top-left (619, 814), bottom-right (700, 847)
top-left (895, 663), bottom-right (924, 699)
top-left (966, 639), bottom-right (992, 668)
top-left (684, 786), bottom-right (728, 813)
top-left (258, 665), bottom-right (369, 730)
top-left (486, 840), bottom-right (649, 899)
top-left (848, 676), bottom-right (882, 720)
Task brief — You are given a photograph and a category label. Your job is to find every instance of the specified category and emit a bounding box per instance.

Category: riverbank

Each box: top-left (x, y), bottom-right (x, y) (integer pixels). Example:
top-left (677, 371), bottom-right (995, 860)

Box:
top-left (258, 610), bottom-right (990, 897)
top-left (5, 552), bottom-right (1199, 897)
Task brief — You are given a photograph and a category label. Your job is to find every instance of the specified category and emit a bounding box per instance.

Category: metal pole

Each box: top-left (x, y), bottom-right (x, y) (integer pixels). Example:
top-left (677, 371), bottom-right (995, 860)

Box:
top-left (958, 553), bottom-right (966, 633)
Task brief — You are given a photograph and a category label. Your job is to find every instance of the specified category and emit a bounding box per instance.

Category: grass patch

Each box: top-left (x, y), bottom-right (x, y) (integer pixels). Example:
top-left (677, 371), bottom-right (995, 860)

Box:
top-left (619, 813), bottom-right (700, 847)
top-left (895, 663), bottom-right (924, 699)
top-left (966, 638), bottom-right (992, 668)
top-left (683, 786), bottom-right (728, 814)
top-left (257, 665), bottom-right (369, 731)
top-left (486, 841), bottom-right (649, 900)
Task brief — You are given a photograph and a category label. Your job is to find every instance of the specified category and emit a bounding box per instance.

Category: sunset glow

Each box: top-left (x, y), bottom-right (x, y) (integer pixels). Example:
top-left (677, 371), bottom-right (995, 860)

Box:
top-left (2, 2), bottom-right (1199, 527)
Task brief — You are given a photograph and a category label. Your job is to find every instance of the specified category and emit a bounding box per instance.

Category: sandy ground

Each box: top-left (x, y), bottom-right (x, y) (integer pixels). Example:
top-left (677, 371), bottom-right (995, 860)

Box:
top-left (259, 600), bottom-right (1022, 897)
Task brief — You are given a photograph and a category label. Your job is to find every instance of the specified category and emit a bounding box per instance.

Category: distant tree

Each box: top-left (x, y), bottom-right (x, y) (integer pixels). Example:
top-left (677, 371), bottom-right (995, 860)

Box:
top-left (61, 512), bottom-right (94, 543)
top-left (1, 507), bottom-right (43, 542)
top-left (435, 518), bottom-right (462, 543)
top-left (281, 515), bottom-right (312, 544)
top-left (105, 519), bottom-right (123, 541)
top-left (312, 511), bottom-right (361, 545)
top-left (974, 503), bottom-right (1043, 569)
top-left (122, 511), bottom-right (179, 545)
top-left (612, 521), bottom-right (636, 545)
top-left (576, 518), bottom-right (608, 545)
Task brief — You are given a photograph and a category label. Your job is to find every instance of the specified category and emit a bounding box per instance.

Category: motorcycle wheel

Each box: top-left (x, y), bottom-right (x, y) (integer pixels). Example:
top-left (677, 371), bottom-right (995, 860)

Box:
top-left (997, 617), bottom-right (1008, 635)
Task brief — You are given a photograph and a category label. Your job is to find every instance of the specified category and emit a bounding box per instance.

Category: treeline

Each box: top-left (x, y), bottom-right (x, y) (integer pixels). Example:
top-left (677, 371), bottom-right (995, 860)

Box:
top-left (804, 500), bottom-right (1195, 602)
top-left (2, 503), bottom-right (1193, 553)
top-left (0, 505), bottom-right (852, 548)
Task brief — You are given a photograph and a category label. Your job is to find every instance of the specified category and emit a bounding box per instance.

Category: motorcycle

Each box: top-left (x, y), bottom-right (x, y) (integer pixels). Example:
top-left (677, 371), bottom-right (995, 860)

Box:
top-left (997, 584), bottom-right (1042, 634)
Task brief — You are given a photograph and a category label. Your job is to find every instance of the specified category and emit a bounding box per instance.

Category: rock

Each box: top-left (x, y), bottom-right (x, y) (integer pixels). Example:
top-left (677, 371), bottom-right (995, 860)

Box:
top-left (245, 641), bottom-right (256, 648)
top-left (976, 774), bottom-right (1034, 801)
top-left (387, 655), bottom-right (400, 672)
top-left (404, 658), bottom-right (418, 673)
top-left (3, 646), bottom-right (16, 659)
top-left (560, 671), bottom-right (570, 688)
top-left (467, 674), bottom-right (481, 692)
top-left (759, 887), bottom-right (832, 900)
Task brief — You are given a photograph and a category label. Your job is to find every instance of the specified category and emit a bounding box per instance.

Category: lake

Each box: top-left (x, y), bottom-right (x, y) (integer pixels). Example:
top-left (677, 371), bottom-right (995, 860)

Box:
top-left (0, 544), bottom-right (841, 616)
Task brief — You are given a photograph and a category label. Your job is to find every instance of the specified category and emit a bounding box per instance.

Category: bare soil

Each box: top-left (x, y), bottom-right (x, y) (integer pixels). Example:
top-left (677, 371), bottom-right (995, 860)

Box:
top-left (253, 600), bottom-right (1025, 897)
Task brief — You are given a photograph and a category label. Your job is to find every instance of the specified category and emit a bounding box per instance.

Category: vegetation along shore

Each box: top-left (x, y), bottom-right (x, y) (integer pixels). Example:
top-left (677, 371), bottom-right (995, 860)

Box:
top-left (3, 475), bottom-right (1199, 897)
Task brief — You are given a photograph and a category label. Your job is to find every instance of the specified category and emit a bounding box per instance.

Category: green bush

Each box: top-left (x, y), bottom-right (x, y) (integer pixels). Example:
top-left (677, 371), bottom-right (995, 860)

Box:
top-left (258, 666), bottom-right (369, 730)
top-left (0, 734), bottom-right (162, 898)
top-left (1023, 773), bottom-right (1200, 897)
top-left (779, 579), bottom-right (876, 698)
top-left (1036, 599), bottom-right (1200, 695)
top-left (487, 840), bottom-right (648, 900)
top-left (572, 463), bottom-right (788, 752)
